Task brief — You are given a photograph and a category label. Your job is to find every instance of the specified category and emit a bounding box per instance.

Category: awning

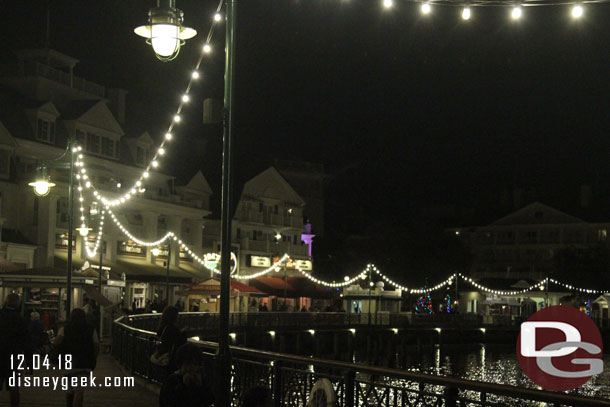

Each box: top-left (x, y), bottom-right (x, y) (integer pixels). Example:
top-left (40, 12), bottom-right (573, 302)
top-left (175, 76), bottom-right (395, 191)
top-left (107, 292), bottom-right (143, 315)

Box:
top-left (54, 255), bottom-right (199, 284)
top-left (176, 278), bottom-right (265, 297)
top-left (250, 276), bottom-right (296, 297)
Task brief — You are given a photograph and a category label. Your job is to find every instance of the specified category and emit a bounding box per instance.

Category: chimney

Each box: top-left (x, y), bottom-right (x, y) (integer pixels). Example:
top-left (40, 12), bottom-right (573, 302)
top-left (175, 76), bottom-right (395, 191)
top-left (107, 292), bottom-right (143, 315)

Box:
top-left (580, 185), bottom-right (592, 208)
top-left (107, 88), bottom-right (128, 125)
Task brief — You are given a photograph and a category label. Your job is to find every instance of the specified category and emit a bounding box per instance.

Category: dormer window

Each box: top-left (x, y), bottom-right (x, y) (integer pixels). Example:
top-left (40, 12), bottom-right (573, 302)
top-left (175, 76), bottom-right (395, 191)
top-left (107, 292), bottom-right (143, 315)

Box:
top-left (76, 128), bottom-right (118, 159)
top-left (36, 118), bottom-right (55, 143)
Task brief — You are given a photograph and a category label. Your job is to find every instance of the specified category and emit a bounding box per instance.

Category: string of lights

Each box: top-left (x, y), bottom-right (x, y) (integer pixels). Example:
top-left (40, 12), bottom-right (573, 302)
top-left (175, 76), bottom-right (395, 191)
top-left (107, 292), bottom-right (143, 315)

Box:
top-left (380, 0), bottom-right (607, 21)
top-left (105, 207), bottom-right (175, 247)
top-left (77, 0), bottom-right (224, 209)
top-left (458, 273), bottom-right (547, 295)
top-left (77, 180), bottom-right (105, 258)
top-left (548, 278), bottom-right (610, 294)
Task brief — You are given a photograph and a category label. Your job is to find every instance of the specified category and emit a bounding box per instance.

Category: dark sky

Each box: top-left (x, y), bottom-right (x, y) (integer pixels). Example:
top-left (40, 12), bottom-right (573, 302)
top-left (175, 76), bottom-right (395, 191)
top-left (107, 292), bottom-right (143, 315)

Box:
top-left (2, 1), bottom-right (610, 279)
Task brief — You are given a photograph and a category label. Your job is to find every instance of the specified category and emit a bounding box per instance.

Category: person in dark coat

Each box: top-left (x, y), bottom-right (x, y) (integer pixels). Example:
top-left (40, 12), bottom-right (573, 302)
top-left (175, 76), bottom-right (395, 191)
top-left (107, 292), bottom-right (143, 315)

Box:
top-left (156, 306), bottom-right (187, 374)
top-left (159, 343), bottom-right (215, 407)
top-left (0, 294), bottom-right (28, 407)
top-left (28, 311), bottom-right (48, 354)
top-left (55, 308), bottom-right (99, 407)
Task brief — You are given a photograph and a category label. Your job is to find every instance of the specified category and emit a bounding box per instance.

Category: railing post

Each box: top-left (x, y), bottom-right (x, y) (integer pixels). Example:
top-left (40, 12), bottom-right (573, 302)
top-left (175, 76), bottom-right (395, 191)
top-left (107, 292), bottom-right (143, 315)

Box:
top-left (343, 370), bottom-right (356, 407)
top-left (272, 360), bottom-right (283, 407)
top-left (444, 385), bottom-right (459, 407)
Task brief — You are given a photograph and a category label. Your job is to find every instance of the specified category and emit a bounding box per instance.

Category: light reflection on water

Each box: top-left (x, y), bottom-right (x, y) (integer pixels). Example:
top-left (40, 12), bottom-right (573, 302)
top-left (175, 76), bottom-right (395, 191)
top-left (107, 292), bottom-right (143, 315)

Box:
top-left (395, 344), bottom-right (610, 400)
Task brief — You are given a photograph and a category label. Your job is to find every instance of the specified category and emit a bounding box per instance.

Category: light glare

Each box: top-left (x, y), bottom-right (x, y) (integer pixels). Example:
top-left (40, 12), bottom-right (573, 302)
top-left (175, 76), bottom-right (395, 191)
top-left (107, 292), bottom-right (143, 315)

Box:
top-left (383, 0), bottom-right (393, 8)
top-left (572, 4), bottom-right (583, 17)
top-left (421, 2), bottom-right (431, 14)
top-left (462, 7), bottom-right (471, 20)
top-left (511, 6), bottom-right (522, 19)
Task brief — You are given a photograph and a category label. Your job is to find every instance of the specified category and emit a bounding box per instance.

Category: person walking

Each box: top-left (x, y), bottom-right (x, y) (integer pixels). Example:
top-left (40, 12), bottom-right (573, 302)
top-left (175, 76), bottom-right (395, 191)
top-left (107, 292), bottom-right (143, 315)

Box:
top-left (0, 294), bottom-right (28, 407)
top-left (159, 343), bottom-right (215, 406)
top-left (54, 308), bottom-right (99, 407)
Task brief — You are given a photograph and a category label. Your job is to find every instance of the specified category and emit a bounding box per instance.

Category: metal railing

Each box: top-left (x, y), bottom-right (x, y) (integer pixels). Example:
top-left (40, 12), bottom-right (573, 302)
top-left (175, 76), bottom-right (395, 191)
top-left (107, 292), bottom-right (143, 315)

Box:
top-left (112, 315), bottom-right (610, 407)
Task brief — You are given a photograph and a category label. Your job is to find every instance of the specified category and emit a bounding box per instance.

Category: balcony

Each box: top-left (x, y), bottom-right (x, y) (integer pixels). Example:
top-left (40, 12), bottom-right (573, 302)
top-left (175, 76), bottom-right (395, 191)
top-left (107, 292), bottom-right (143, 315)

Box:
top-left (19, 61), bottom-right (106, 97)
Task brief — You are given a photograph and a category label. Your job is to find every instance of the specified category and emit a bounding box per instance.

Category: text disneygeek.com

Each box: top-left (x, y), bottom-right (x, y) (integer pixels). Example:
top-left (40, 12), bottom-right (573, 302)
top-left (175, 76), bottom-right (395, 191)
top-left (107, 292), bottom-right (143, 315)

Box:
top-left (9, 371), bottom-right (135, 391)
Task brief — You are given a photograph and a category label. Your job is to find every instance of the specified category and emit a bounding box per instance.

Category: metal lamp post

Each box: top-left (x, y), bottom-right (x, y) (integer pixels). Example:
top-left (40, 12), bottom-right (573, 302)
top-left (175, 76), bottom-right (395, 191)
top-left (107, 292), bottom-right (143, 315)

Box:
top-left (29, 138), bottom-right (80, 318)
top-left (136, 0), bottom-right (236, 403)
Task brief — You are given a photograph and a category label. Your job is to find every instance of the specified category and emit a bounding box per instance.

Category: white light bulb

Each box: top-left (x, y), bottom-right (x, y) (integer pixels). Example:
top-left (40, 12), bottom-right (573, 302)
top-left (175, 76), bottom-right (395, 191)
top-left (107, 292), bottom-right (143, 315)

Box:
top-left (462, 7), bottom-right (471, 20)
top-left (173, 115), bottom-right (181, 122)
top-left (158, 148), bottom-right (165, 155)
top-left (192, 71), bottom-right (199, 79)
top-left (572, 4), bottom-right (583, 18)
top-left (182, 94), bottom-right (190, 102)
top-left (203, 44), bottom-right (211, 53)
top-left (85, 181), bottom-right (91, 188)
top-left (152, 160), bottom-right (159, 168)
top-left (214, 13), bottom-right (222, 21)
top-left (511, 6), bottom-right (522, 19)
top-left (150, 23), bottom-right (180, 57)
top-left (383, 0), bottom-right (393, 8)
top-left (421, 2), bottom-right (431, 14)
top-left (165, 133), bottom-right (173, 140)
top-left (143, 172), bottom-right (149, 178)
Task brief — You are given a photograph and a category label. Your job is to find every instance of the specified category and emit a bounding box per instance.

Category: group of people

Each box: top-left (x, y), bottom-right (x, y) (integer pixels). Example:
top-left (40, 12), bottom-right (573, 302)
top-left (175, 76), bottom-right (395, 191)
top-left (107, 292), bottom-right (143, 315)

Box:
top-left (0, 294), bottom-right (100, 407)
top-left (155, 305), bottom-right (273, 406)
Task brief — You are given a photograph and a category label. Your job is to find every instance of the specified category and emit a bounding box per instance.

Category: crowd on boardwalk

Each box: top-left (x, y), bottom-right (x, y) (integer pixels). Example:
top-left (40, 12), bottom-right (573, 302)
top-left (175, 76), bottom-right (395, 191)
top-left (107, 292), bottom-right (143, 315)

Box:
top-left (0, 296), bottom-right (274, 407)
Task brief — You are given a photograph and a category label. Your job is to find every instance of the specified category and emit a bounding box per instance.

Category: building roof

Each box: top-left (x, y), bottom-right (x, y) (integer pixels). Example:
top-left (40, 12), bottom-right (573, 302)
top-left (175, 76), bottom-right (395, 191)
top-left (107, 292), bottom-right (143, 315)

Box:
top-left (241, 167), bottom-right (305, 206)
top-left (490, 202), bottom-right (585, 226)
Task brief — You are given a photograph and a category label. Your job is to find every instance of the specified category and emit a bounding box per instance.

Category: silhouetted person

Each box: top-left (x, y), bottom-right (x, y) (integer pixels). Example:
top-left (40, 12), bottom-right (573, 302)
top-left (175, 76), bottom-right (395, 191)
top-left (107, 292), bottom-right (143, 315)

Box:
top-left (242, 385), bottom-right (273, 407)
top-left (55, 308), bottom-right (99, 407)
top-left (156, 306), bottom-right (187, 374)
top-left (159, 343), bottom-right (215, 407)
top-left (0, 294), bottom-right (27, 407)
top-left (300, 306), bottom-right (308, 312)
top-left (28, 311), bottom-right (48, 354)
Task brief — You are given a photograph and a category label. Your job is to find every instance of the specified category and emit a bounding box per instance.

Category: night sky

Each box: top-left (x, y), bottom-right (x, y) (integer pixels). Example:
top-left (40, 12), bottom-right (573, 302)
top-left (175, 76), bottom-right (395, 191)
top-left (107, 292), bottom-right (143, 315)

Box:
top-left (2, 1), bottom-right (610, 281)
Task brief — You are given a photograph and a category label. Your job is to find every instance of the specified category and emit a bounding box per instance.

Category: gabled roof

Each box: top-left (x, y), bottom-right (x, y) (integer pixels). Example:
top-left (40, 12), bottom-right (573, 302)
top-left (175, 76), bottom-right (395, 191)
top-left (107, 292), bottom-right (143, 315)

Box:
top-left (241, 167), bottom-right (305, 206)
top-left (182, 171), bottom-right (213, 195)
top-left (136, 131), bottom-right (154, 144)
top-left (490, 202), bottom-right (584, 226)
top-left (61, 100), bottom-right (124, 135)
top-left (0, 121), bottom-right (17, 147)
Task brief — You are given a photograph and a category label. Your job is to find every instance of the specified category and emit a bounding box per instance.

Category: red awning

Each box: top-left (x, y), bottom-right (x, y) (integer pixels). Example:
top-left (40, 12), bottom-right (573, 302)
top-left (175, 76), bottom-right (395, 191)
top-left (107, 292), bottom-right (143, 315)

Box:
top-left (177, 278), bottom-right (264, 296)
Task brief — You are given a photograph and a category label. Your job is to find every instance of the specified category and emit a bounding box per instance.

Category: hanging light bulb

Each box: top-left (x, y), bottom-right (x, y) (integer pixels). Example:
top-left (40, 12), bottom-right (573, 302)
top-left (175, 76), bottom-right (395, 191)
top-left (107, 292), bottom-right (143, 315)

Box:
top-left (462, 7), bottom-right (471, 20)
top-left (214, 13), bottom-right (222, 21)
top-left (77, 225), bottom-right (91, 237)
top-left (383, 0), bottom-right (393, 8)
top-left (134, 0), bottom-right (197, 62)
top-left (421, 2), bottom-right (431, 14)
top-left (572, 4), bottom-right (583, 18)
top-left (511, 5), bottom-right (522, 19)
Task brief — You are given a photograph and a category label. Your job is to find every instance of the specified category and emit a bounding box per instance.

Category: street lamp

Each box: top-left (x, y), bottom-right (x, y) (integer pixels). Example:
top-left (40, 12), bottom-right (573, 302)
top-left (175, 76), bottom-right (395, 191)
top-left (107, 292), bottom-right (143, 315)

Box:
top-left (134, 0), bottom-right (197, 61)
top-left (28, 167), bottom-right (56, 197)
top-left (28, 139), bottom-right (79, 317)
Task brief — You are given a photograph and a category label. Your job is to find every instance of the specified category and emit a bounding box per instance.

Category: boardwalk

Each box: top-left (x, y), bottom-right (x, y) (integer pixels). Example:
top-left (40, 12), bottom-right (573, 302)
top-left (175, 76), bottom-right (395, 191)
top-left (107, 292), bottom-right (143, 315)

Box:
top-left (4, 354), bottom-right (158, 407)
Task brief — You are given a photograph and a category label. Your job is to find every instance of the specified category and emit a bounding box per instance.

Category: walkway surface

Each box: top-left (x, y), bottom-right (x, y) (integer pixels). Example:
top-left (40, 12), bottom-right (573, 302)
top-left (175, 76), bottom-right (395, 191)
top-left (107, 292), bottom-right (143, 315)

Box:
top-left (3, 354), bottom-right (158, 407)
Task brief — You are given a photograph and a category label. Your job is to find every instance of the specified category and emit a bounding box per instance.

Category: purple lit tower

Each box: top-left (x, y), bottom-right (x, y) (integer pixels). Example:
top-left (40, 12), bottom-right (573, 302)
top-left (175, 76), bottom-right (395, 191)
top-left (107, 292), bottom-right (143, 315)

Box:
top-left (301, 219), bottom-right (315, 258)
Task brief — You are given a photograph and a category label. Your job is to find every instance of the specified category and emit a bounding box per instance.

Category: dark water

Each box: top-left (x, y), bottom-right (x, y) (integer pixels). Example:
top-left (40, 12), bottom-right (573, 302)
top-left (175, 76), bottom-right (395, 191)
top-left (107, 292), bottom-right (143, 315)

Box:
top-left (387, 344), bottom-right (610, 400)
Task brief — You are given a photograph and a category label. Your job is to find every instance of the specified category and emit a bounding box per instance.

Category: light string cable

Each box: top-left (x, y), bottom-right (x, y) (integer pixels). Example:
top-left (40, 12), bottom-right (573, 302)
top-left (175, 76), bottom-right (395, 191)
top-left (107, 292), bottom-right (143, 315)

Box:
top-left (79, 0), bottom-right (224, 209)
top-left (458, 273), bottom-right (547, 295)
top-left (547, 278), bottom-right (610, 294)
top-left (75, 175), bottom-right (105, 258)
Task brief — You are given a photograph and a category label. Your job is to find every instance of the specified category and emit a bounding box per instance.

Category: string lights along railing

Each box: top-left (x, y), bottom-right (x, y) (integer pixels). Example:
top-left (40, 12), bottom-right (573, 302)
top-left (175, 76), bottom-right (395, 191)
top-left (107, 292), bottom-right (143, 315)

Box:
top-left (78, 0), bottom-right (224, 210)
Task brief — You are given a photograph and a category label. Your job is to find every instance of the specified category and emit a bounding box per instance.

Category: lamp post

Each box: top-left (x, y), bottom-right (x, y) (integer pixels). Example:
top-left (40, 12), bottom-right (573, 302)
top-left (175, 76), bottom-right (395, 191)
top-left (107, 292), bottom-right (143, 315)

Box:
top-left (368, 267), bottom-right (373, 325)
top-left (166, 243), bottom-right (171, 303)
top-left (135, 0), bottom-right (236, 403)
top-left (217, 0), bottom-right (236, 404)
top-left (29, 139), bottom-right (80, 318)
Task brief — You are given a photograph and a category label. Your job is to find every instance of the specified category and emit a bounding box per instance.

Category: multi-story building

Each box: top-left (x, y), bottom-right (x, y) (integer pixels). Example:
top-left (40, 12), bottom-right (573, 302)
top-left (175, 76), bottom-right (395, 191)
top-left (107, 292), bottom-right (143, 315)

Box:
top-left (202, 167), bottom-right (317, 310)
top-left (273, 159), bottom-right (325, 236)
top-left (0, 48), bottom-right (213, 319)
top-left (0, 48), bottom-right (320, 319)
top-left (449, 201), bottom-right (610, 281)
